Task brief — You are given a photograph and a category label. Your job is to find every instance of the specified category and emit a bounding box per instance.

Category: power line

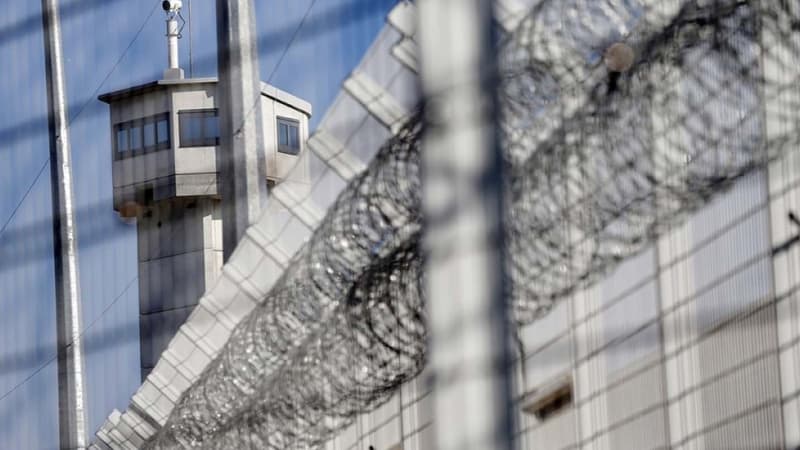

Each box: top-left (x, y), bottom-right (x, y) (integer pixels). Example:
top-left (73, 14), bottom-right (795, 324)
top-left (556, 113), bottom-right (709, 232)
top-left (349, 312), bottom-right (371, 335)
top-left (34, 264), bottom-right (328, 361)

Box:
top-left (0, 0), bottom-right (396, 155)
top-left (0, 0), bottom-right (159, 406)
top-left (0, 0), bottom-right (358, 242)
top-left (0, 159), bottom-right (48, 241)
top-left (0, 0), bottom-right (128, 49)
top-left (228, 0), bottom-right (323, 150)
top-left (0, 0), bottom-right (160, 244)
top-left (68, 0), bottom-right (161, 125)
top-left (266, 0), bottom-right (319, 83)
top-left (0, 0), bottom-right (380, 413)
top-left (0, 275), bottom-right (138, 404)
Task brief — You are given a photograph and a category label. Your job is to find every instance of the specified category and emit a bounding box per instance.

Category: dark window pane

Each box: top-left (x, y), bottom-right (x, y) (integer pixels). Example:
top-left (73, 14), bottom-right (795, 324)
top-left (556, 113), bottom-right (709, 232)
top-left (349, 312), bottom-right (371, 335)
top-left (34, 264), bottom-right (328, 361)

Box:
top-left (143, 122), bottom-right (156, 148)
top-left (117, 127), bottom-right (129, 152)
top-left (279, 122), bottom-right (289, 146)
top-left (130, 124), bottom-right (142, 150)
top-left (188, 117), bottom-right (202, 141)
top-left (204, 114), bottom-right (219, 143)
top-left (288, 124), bottom-right (299, 149)
top-left (179, 110), bottom-right (218, 147)
top-left (179, 115), bottom-right (189, 144)
top-left (157, 118), bottom-right (169, 144)
top-left (180, 114), bottom-right (200, 146)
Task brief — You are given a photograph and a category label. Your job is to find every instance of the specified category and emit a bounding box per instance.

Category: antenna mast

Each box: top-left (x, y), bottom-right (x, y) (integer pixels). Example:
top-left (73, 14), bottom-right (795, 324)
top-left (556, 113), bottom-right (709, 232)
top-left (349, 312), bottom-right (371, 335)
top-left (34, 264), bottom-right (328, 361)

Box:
top-left (162, 0), bottom-right (185, 80)
top-left (188, 0), bottom-right (193, 77)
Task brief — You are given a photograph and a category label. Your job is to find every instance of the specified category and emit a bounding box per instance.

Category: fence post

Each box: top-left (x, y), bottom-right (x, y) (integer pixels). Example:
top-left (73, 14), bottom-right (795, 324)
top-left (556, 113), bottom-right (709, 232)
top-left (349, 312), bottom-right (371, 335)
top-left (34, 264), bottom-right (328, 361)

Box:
top-left (418, 1), bottom-right (516, 448)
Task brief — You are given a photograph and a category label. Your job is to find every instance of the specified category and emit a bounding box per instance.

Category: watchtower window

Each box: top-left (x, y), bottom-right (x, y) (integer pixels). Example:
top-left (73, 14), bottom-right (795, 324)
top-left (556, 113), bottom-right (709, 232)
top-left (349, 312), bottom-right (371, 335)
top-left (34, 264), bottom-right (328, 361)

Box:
top-left (116, 127), bottom-right (129, 153)
top-left (130, 123), bottom-right (142, 150)
top-left (156, 117), bottom-right (169, 145)
top-left (113, 112), bottom-right (170, 158)
top-left (277, 117), bottom-right (300, 155)
top-left (179, 109), bottom-right (220, 147)
top-left (143, 122), bottom-right (156, 147)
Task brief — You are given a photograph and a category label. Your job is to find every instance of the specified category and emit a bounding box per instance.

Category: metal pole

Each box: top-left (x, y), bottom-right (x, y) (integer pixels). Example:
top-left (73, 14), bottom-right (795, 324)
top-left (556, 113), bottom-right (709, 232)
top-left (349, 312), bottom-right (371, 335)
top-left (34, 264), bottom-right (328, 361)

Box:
top-left (215, 0), bottom-right (267, 261)
top-left (167, 17), bottom-right (180, 71)
top-left (40, 0), bottom-right (89, 448)
top-left (418, 1), bottom-right (515, 450)
top-left (188, 0), bottom-right (194, 78)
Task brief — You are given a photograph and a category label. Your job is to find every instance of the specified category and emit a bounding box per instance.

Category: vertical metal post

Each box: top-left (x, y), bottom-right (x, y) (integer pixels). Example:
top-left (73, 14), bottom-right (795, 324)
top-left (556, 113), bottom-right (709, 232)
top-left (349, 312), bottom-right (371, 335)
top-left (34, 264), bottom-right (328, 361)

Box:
top-left (167, 17), bottom-right (180, 71)
top-left (188, 0), bottom-right (194, 78)
top-left (40, 0), bottom-right (89, 448)
top-left (418, 1), bottom-right (515, 450)
top-left (215, 0), bottom-right (267, 260)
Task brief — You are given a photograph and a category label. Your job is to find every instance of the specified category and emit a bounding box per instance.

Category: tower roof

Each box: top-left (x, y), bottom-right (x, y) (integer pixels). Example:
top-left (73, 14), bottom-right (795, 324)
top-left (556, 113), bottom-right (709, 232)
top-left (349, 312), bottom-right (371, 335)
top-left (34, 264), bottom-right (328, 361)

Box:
top-left (98, 78), bottom-right (312, 117)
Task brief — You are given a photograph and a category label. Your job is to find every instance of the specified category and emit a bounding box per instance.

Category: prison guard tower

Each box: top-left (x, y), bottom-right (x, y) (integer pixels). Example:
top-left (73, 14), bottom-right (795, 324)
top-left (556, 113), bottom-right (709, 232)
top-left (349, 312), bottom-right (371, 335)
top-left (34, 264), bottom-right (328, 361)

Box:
top-left (98, 0), bottom-right (311, 380)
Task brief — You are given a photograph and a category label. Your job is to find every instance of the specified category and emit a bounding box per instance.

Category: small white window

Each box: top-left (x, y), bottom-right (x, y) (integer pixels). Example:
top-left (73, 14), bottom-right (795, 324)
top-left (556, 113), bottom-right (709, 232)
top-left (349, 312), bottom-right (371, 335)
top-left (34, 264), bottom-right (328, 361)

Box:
top-left (277, 117), bottom-right (300, 155)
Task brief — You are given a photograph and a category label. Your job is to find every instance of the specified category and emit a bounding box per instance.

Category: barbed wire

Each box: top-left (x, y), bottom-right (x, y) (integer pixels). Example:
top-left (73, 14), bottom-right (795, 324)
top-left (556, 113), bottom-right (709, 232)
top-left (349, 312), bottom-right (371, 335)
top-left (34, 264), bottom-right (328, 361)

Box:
top-left (143, 1), bottom-right (800, 448)
top-left (504, 0), bottom-right (797, 322)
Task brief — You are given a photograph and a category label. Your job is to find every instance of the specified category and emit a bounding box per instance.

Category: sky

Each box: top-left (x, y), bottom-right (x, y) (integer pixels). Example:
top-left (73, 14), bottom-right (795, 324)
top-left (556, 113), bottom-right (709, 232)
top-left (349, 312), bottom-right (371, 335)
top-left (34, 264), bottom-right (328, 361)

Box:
top-left (0, 0), bottom-right (397, 447)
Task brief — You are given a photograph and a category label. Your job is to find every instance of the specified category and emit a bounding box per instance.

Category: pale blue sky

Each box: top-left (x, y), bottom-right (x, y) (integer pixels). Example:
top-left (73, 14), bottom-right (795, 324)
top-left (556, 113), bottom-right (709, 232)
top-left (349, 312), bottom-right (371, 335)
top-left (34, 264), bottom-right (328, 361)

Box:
top-left (0, 0), bottom-right (396, 447)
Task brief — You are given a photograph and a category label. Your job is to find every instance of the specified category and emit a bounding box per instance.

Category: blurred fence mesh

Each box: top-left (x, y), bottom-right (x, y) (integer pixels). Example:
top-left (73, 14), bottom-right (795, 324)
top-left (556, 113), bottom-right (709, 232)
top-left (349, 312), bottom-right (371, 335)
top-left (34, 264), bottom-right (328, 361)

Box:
top-left (140, 1), bottom-right (800, 448)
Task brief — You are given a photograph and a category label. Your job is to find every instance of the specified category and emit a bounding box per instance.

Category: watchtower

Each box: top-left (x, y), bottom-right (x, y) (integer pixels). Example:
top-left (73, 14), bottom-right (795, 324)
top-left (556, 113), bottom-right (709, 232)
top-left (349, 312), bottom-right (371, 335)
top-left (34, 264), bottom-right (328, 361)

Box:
top-left (98, 1), bottom-right (311, 379)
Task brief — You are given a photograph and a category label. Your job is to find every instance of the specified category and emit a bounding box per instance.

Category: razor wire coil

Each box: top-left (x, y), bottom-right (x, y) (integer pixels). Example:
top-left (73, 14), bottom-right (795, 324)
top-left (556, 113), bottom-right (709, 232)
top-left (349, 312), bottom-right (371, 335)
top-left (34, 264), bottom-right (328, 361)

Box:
top-left (145, 1), bottom-right (800, 448)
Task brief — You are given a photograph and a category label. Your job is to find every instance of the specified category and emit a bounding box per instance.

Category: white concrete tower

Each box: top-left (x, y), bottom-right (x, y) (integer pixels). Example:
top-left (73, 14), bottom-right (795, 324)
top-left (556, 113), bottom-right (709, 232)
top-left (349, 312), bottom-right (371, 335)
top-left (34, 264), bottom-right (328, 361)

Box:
top-left (98, 5), bottom-right (312, 378)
